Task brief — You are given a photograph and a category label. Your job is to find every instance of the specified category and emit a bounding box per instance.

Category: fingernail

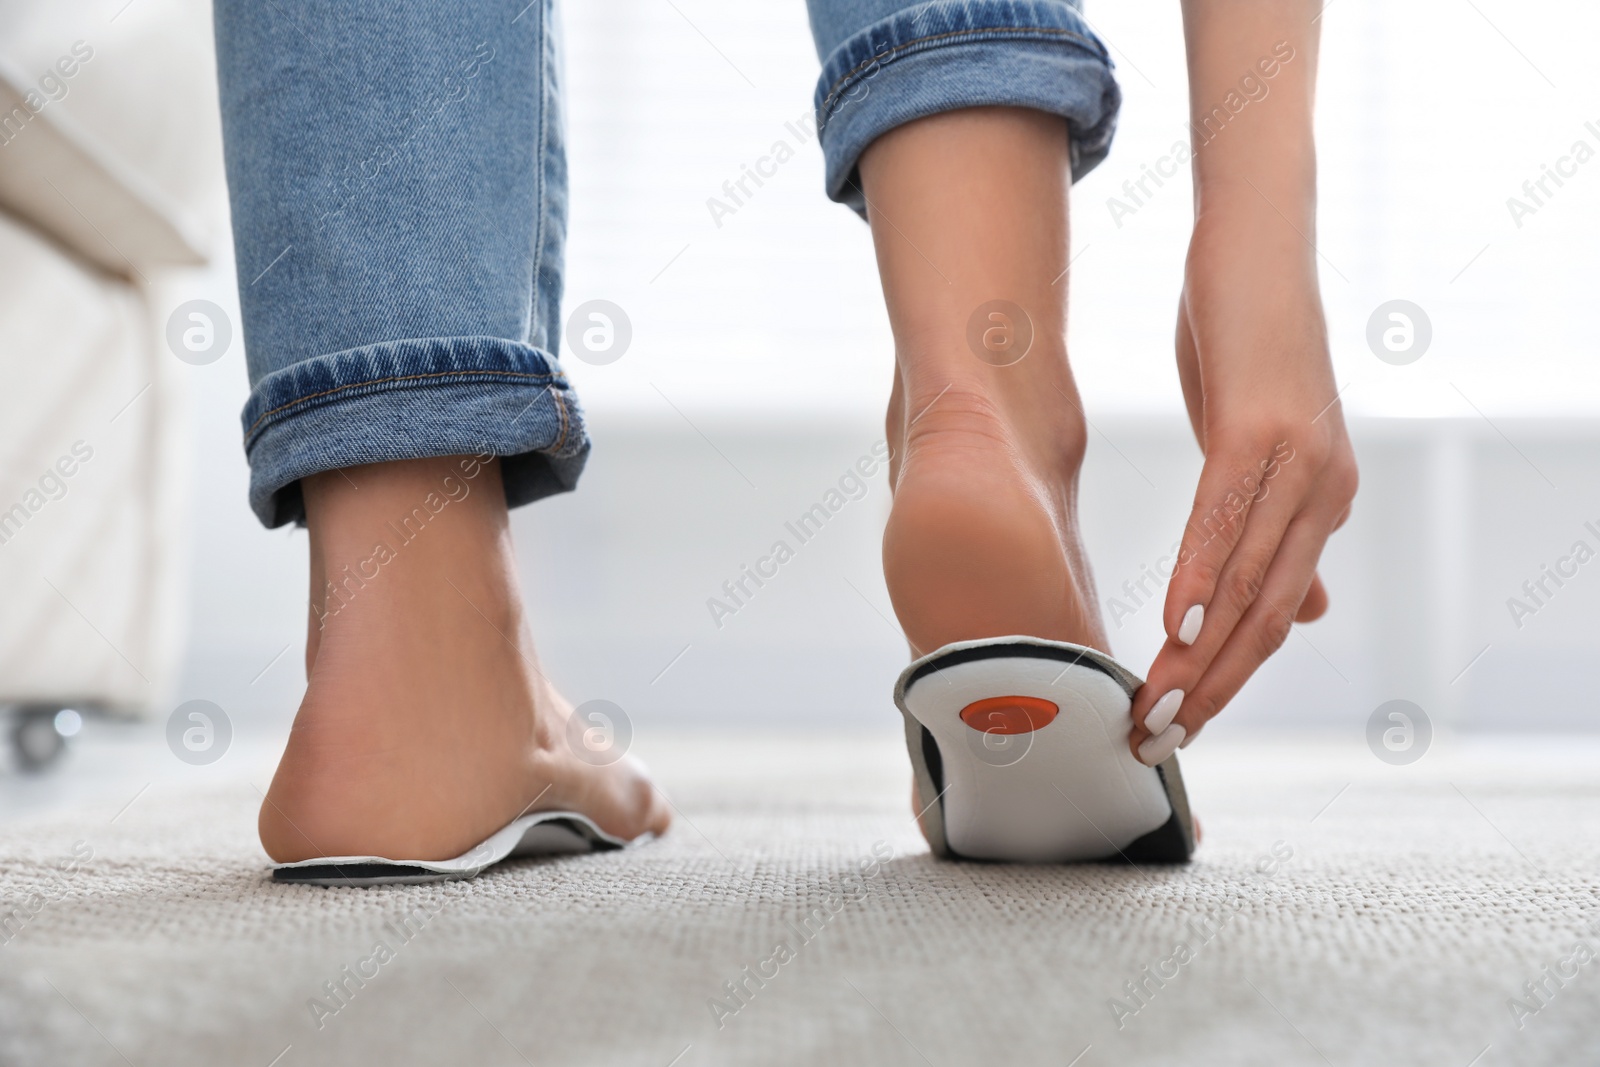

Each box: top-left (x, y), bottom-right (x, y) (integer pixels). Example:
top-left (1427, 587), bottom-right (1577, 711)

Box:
top-left (1144, 689), bottom-right (1184, 734)
top-left (1180, 729), bottom-right (1198, 749)
top-left (1138, 724), bottom-right (1186, 766)
top-left (1177, 604), bottom-right (1204, 646)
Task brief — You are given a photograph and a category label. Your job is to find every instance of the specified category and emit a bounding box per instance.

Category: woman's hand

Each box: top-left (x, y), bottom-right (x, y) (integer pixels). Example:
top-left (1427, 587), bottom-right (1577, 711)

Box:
top-left (1127, 0), bottom-right (1356, 765)
top-left (1127, 213), bottom-right (1357, 764)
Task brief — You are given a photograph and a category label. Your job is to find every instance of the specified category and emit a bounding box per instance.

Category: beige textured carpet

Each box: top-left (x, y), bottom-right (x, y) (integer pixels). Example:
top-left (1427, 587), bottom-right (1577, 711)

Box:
top-left (2, 731), bottom-right (1598, 1067)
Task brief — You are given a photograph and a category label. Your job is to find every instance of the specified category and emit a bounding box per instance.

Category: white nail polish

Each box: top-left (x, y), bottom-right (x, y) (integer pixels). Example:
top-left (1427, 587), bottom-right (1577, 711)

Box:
top-left (1177, 604), bottom-right (1204, 646)
top-left (1179, 729), bottom-right (1198, 749)
top-left (1138, 724), bottom-right (1186, 766)
top-left (1144, 689), bottom-right (1184, 734)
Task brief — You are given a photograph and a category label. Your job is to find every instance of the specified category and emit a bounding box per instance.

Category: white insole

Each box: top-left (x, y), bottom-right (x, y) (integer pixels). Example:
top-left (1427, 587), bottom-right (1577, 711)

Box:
top-left (902, 654), bottom-right (1172, 862)
top-left (271, 811), bottom-right (637, 887)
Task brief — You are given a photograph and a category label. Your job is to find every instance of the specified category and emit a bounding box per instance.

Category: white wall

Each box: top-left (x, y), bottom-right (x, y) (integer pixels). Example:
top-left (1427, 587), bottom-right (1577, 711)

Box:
top-left (177, 413), bottom-right (1600, 738)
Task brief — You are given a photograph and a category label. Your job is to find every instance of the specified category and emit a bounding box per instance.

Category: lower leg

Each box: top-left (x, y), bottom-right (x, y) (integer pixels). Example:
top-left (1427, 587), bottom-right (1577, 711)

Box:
top-left (259, 456), bottom-right (668, 863)
top-left (862, 107), bottom-right (1104, 656)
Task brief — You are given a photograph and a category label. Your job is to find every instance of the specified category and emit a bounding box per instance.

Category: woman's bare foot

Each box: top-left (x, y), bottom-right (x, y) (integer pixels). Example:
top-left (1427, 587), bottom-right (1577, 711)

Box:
top-left (258, 456), bottom-right (669, 864)
top-left (864, 108), bottom-right (1104, 659)
top-left (859, 109), bottom-right (1114, 843)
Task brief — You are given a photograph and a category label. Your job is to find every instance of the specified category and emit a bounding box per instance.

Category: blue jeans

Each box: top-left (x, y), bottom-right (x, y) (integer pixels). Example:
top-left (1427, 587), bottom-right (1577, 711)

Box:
top-left (214, 0), bottom-right (1119, 527)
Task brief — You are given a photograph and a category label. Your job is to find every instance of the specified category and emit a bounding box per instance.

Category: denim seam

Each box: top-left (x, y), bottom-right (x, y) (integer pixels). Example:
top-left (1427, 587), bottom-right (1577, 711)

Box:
top-left (821, 25), bottom-right (1103, 120)
top-left (245, 369), bottom-right (565, 439)
top-left (551, 382), bottom-right (571, 452)
top-left (530, 0), bottom-right (548, 348)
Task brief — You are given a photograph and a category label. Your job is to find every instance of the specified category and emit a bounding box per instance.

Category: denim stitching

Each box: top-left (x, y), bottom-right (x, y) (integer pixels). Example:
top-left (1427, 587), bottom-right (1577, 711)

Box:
top-left (821, 25), bottom-right (1101, 119)
top-left (552, 383), bottom-right (571, 453)
top-left (246, 369), bottom-right (563, 438)
top-left (530, 0), bottom-right (549, 348)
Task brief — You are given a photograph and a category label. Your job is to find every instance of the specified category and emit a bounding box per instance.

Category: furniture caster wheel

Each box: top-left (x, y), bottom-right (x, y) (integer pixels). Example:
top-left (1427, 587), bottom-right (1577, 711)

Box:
top-left (11, 706), bottom-right (78, 772)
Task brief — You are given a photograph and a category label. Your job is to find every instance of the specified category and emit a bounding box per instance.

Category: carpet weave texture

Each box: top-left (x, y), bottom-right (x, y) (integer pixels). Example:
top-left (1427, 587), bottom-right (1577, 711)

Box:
top-left (2, 732), bottom-right (1597, 1066)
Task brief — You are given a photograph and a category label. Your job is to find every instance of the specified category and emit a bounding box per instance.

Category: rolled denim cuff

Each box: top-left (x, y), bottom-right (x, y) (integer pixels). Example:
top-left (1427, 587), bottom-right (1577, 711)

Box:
top-left (240, 336), bottom-right (588, 527)
top-left (813, 0), bottom-right (1121, 215)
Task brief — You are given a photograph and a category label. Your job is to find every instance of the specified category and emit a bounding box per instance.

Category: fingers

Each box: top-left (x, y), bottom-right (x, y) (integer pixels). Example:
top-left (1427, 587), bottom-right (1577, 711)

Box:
top-left (1295, 573), bottom-right (1328, 622)
top-left (1161, 437), bottom-right (1301, 650)
top-left (1129, 515), bottom-right (1329, 761)
top-left (1135, 437), bottom-right (1307, 757)
top-left (1171, 518), bottom-right (1328, 742)
top-left (1132, 507), bottom-right (1294, 759)
top-left (1126, 414), bottom-right (1356, 764)
top-left (1167, 459), bottom-right (1305, 672)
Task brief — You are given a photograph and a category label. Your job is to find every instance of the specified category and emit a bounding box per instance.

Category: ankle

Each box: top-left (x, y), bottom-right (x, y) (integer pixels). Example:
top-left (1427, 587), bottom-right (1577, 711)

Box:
top-left (304, 455), bottom-right (504, 554)
top-left (895, 344), bottom-right (1088, 484)
top-left (303, 455), bottom-right (517, 636)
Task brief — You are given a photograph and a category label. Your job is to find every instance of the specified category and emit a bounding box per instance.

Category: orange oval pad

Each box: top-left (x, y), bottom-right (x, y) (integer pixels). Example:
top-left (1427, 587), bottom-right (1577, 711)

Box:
top-left (959, 696), bottom-right (1059, 735)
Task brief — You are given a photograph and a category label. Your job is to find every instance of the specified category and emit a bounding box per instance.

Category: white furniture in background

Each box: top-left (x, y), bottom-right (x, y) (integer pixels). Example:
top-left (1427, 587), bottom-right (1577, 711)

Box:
top-left (0, 0), bottom-right (225, 764)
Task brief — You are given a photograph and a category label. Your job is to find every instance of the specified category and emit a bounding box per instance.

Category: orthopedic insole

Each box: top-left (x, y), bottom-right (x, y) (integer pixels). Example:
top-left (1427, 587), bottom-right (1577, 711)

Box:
top-left (895, 637), bottom-right (1195, 863)
top-left (271, 810), bottom-right (638, 887)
